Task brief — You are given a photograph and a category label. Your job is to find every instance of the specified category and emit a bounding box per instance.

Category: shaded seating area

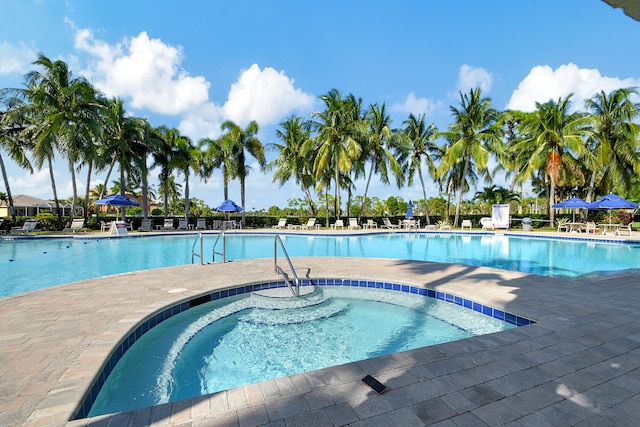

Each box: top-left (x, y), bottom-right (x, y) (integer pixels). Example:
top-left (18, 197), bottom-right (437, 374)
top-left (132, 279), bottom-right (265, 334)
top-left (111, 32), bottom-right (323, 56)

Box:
top-left (11, 219), bottom-right (39, 235)
top-left (63, 218), bottom-right (86, 233)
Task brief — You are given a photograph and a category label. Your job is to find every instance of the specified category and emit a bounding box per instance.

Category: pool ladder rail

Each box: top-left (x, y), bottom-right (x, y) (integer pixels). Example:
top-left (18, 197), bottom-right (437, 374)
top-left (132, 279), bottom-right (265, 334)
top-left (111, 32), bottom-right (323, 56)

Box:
top-left (191, 232), bottom-right (302, 297)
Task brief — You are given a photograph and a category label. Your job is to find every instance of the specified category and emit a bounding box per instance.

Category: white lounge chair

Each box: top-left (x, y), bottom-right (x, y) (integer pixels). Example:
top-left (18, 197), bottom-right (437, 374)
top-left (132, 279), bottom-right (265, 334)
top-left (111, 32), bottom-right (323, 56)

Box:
top-left (381, 218), bottom-right (399, 229)
top-left (331, 219), bottom-right (344, 230)
top-left (196, 218), bottom-right (207, 230)
top-left (273, 218), bottom-right (287, 229)
top-left (10, 219), bottom-right (39, 235)
top-left (365, 219), bottom-right (378, 229)
top-left (438, 221), bottom-right (452, 231)
top-left (615, 224), bottom-right (632, 236)
top-left (585, 222), bottom-right (600, 234)
top-left (300, 218), bottom-right (316, 230)
top-left (461, 219), bottom-right (472, 230)
top-left (161, 218), bottom-right (175, 231)
top-left (64, 218), bottom-right (86, 233)
top-left (138, 218), bottom-right (153, 232)
top-left (480, 217), bottom-right (493, 230)
top-left (348, 218), bottom-right (360, 230)
top-left (177, 219), bottom-right (189, 230)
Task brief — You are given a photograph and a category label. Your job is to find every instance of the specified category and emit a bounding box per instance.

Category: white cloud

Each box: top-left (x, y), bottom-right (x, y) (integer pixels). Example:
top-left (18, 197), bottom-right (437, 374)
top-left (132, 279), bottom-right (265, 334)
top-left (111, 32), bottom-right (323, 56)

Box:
top-left (457, 64), bottom-right (493, 94)
top-left (222, 64), bottom-right (316, 127)
top-left (74, 29), bottom-right (210, 115)
top-left (73, 28), bottom-right (315, 141)
top-left (390, 92), bottom-right (443, 116)
top-left (9, 169), bottom-right (57, 199)
top-left (0, 40), bottom-right (36, 75)
top-left (506, 63), bottom-right (640, 112)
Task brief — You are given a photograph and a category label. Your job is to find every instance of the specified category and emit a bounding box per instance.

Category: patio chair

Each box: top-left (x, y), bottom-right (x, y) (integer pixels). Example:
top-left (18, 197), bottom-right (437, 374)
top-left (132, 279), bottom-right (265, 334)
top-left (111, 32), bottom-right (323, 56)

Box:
top-left (138, 218), bottom-right (153, 232)
top-left (300, 218), bottom-right (316, 230)
top-left (331, 219), bottom-right (344, 230)
top-left (438, 221), bottom-right (452, 231)
top-left (177, 218), bottom-right (189, 231)
top-left (461, 219), bottom-right (472, 230)
top-left (63, 218), bottom-right (86, 233)
top-left (348, 218), bottom-right (360, 230)
top-left (161, 218), bottom-right (175, 231)
top-left (585, 221), bottom-right (600, 234)
top-left (273, 218), bottom-right (287, 229)
top-left (196, 218), bottom-right (207, 230)
top-left (366, 219), bottom-right (378, 229)
top-left (615, 224), bottom-right (632, 236)
top-left (381, 218), bottom-right (399, 229)
top-left (480, 217), bottom-right (493, 230)
top-left (10, 219), bottom-right (39, 235)
top-left (556, 218), bottom-right (569, 232)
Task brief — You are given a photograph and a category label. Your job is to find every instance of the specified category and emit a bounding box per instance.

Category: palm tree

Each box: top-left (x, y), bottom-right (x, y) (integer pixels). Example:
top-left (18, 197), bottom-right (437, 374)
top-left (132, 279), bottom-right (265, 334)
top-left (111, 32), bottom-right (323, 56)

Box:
top-left (438, 88), bottom-right (502, 226)
top-left (310, 89), bottom-right (364, 218)
top-left (102, 97), bottom-right (147, 221)
top-left (584, 88), bottom-right (640, 200)
top-left (403, 113), bottom-right (438, 225)
top-left (514, 95), bottom-right (592, 223)
top-left (199, 135), bottom-right (238, 202)
top-left (170, 134), bottom-right (200, 219)
top-left (358, 103), bottom-right (405, 220)
top-left (151, 126), bottom-right (182, 217)
top-left (268, 115), bottom-right (317, 215)
top-left (220, 120), bottom-right (265, 224)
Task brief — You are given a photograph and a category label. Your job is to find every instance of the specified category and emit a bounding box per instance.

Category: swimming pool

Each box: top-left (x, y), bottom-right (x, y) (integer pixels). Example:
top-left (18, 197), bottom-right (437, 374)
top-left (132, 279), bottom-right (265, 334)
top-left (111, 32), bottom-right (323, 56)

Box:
top-left (87, 285), bottom-right (518, 416)
top-left (2, 232), bottom-right (640, 297)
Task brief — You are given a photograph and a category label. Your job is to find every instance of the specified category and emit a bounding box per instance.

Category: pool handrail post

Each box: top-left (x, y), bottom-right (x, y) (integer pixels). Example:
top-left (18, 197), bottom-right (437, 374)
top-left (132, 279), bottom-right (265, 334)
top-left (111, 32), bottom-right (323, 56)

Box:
top-left (273, 234), bottom-right (300, 296)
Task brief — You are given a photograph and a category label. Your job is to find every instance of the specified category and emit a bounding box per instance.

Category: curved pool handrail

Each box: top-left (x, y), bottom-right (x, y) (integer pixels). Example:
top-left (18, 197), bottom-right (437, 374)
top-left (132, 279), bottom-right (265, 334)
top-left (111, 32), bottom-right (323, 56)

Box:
top-left (273, 234), bottom-right (300, 296)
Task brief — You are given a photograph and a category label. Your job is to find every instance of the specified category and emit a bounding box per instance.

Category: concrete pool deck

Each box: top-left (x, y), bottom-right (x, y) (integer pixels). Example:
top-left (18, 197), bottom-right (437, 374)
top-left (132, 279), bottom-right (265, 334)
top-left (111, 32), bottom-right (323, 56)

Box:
top-left (2, 234), bottom-right (640, 426)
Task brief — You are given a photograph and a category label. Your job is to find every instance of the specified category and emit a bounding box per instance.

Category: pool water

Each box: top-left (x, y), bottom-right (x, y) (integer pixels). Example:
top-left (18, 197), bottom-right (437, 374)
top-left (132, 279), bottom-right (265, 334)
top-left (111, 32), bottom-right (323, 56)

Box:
top-left (88, 286), bottom-right (515, 416)
top-left (2, 233), bottom-right (640, 297)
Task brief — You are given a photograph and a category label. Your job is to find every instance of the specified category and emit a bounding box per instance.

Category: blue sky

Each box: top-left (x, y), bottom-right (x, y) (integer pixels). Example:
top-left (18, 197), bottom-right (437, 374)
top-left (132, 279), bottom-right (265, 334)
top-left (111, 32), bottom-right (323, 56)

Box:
top-left (1, 0), bottom-right (640, 211)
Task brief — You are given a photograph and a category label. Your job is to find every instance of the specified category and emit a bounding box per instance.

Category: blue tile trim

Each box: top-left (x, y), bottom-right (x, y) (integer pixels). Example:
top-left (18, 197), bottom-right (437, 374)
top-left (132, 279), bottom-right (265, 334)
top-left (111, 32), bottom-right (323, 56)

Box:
top-left (75, 278), bottom-right (535, 420)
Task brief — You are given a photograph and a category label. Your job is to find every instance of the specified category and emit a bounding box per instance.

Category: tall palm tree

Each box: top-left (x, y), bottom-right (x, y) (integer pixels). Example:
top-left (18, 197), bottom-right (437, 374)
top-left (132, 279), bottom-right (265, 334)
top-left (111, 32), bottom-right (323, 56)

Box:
top-left (310, 89), bottom-right (364, 218)
top-left (170, 134), bottom-right (200, 219)
top-left (199, 135), bottom-right (238, 202)
top-left (514, 95), bottom-right (592, 222)
top-left (403, 113), bottom-right (438, 225)
top-left (151, 126), bottom-right (182, 217)
top-left (102, 97), bottom-right (147, 221)
top-left (584, 88), bottom-right (640, 200)
top-left (438, 88), bottom-right (502, 226)
top-left (220, 120), bottom-right (265, 224)
top-left (268, 115), bottom-right (317, 215)
top-left (358, 103), bottom-right (405, 220)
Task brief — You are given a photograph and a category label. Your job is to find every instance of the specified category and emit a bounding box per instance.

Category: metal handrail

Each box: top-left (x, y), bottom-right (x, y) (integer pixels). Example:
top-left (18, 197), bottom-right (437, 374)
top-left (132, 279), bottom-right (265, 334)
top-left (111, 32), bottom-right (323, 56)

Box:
top-left (273, 235), bottom-right (300, 296)
top-left (191, 231), bottom-right (226, 264)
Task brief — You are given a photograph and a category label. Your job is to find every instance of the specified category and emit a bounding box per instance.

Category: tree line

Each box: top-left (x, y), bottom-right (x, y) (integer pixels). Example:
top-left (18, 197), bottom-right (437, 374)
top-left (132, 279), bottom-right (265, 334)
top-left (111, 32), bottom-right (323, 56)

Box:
top-left (2, 53), bottom-right (639, 228)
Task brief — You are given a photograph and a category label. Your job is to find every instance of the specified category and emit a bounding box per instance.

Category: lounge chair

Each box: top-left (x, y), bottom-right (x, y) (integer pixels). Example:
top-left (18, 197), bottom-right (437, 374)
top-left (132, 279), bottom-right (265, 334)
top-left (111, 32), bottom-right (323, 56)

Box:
top-left (161, 218), bottom-right (175, 231)
top-left (196, 218), bottom-right (207, 230)
top-left (300, 218), bottom-right (316, 230)
top-left (381, 218), bottom-right (399, 229)
top-left (556, 218), bottom-right (569, 232)
top-left (177, 219), bottom-right (189, 231)
top-left (461, 219), bottom-right (472, 230)
top-left (480, 217), bottom-right (493, 230)
top-left (100, 221), bottom-right (112, 232)
top-left (138, 218), bottom-right (153, 232)
top-left (365, 219), bottom-right (378, 229)
top-left (10, 219), bottom-right (39, 235)
top-left (63, 218), bottom-right (86, 233)
top-left (438, 221), bottom-right (452, 231)
top-left (273, 218), bottom-right (287, 229)
top-left (348, 218), bottom-right (360, 230)
top-left (331, 219), bottom-right (344, 230)
top-left (615, 224), bottom-right (632, 236)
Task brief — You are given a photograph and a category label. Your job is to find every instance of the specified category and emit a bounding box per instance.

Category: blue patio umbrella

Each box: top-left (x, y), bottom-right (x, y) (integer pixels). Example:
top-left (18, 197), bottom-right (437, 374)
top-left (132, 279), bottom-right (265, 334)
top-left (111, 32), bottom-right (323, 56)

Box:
top-left (552, 196), bottom-right (589, 222)
top-left (94, 194), bottom-right (139, 220)
top-left (406, 200), bottom-right (414, 219)
top-left (214, 199), bottom-right (244, 213)
top-left (587, 193), bottom-right (638, 223)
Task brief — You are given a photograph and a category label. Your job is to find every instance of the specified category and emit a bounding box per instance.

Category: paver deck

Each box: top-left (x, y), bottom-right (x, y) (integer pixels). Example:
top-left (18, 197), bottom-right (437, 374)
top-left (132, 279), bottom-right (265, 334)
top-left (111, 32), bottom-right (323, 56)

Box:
top-left (2, 231), bottom-right (640, 426)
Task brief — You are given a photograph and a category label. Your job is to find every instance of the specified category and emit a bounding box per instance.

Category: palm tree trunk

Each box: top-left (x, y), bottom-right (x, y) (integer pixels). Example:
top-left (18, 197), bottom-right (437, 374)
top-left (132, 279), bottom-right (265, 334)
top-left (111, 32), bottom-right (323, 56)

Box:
top-left (141, 165), bottom-right (149, 219)
top-left (69, 163), bottom-right (78, 223)
top-left (453, 156), bottom-right (470, 227)
top-left (586, 170), bottom-right (597, 203)
top-left (184, 171), bottom-right (190, 219)
top-left (302, 184), bottom-right (317, 216)
top-left (47, 155), bottom-right (61, 227)
top-left (0, 154), bottom-right (16, 223)
top-left (101, 158), bottom-right (117, 199)
top-left (359, 162), bottom-right (375, 221)
top-left (163, 174), bottom-right (169, 218)
top-left (418, 166), bottom-right (431, 225)
top-left (84, 160), bottom-right (93, 220)
top-left (120, 164), bottom-right (126, 222)
top-left (240, 178), bottom-right (246, 225)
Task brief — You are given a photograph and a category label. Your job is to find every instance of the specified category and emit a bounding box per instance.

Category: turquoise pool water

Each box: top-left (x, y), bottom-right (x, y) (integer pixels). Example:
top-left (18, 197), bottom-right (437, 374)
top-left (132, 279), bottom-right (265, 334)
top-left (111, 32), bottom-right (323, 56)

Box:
top-left (88, 286), bottom-right (516, 416)
top-left (2, 232), bottom-right (640, 297)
